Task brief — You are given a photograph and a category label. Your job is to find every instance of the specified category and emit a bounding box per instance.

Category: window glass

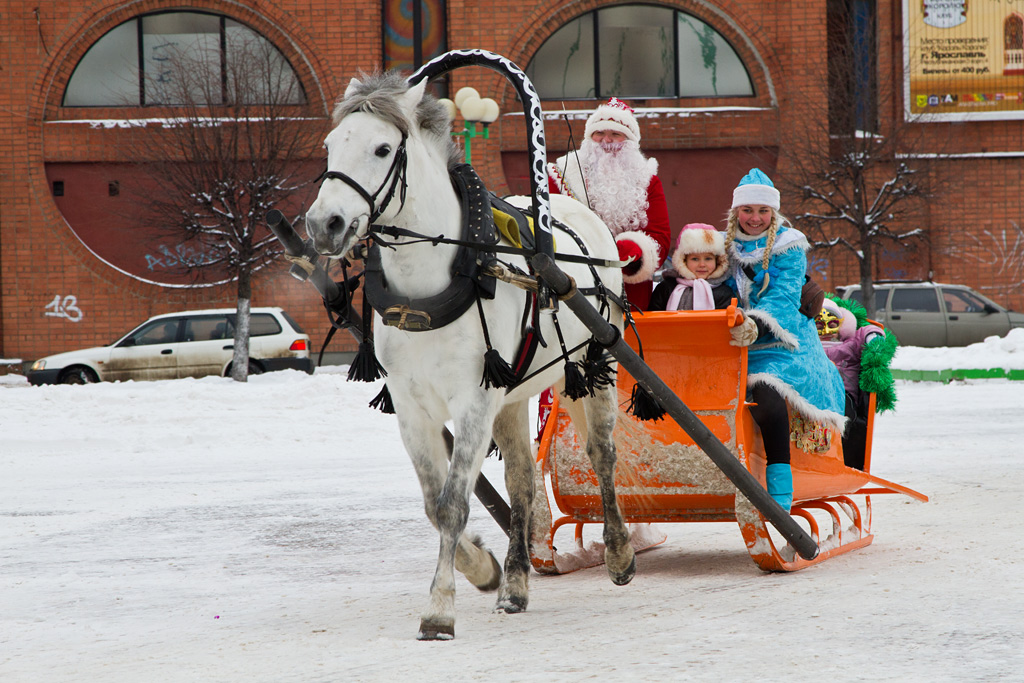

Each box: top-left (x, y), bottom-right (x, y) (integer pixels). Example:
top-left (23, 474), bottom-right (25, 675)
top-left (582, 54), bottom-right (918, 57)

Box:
top-left (598, 5), bottom-right (674, 98)
top-left (63, 22), bottom-right (139, 106)
top-left (250, 314), bottom-right (283, 337)
top-left (844, 287), bottom-right (888, 311)
top-left (526, 14), bottom-right (595, 99)
top-left (891, 288), bottom-right (940, 312)
top-left (63, 12), bottom-right (305, 107)
top-left (874, 288), bottom-right (889, 312)
top-left (527, 5), bottom-right (753, 100)
top-left (143, 13), bottom-right (222, 105)
top-left (280, 310), bottom-right (306, 334)
top-left (186, 316), bottom-right (231, 342)
top-left (943, 289), bottom-right (989, 313)
top-left (676, 14), bottom-right (753, 97)
top-left (226, 20), bottom-right (305, 105)
top-left (132, 319), bottom-right (181, 345)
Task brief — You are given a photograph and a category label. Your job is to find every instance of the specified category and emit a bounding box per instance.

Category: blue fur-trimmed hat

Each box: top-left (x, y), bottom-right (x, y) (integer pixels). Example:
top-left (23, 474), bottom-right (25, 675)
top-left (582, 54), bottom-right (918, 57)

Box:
top-left (732, 168), bottom-right (781, 210)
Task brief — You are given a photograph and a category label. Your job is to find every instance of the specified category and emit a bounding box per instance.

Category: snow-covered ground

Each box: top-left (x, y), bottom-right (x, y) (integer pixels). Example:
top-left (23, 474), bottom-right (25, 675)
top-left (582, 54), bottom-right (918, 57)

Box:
top-left (1, 357), bottom-right (1022, 682)
top-left (892, 328), bottom-right (1024, 371)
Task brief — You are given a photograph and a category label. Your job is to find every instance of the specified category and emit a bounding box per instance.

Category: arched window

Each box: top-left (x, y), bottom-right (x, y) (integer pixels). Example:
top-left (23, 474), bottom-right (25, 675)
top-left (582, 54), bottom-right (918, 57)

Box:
top-left (63, 11), bottom-right (305, 107)
top-left (526, 5), bottom-right (754, 99)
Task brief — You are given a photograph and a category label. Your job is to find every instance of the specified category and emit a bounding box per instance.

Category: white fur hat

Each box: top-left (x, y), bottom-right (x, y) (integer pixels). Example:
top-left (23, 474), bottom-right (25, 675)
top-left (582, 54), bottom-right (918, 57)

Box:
top-left (584, 97), bottom-right (640, 143)
top-left (672, 223), bottom-right (728, 280)
top-left (731, 167), bottom-right (781, 209)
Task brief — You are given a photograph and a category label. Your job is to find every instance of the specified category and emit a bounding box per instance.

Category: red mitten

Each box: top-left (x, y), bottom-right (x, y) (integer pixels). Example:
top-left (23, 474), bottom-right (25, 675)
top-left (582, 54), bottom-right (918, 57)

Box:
top-left (616, 239), bottom-right (644, 274)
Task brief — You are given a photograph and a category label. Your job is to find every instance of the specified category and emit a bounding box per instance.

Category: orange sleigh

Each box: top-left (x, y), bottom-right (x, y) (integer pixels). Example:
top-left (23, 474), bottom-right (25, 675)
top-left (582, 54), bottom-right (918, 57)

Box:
top-left (529, 304), bottom-right (928, 573)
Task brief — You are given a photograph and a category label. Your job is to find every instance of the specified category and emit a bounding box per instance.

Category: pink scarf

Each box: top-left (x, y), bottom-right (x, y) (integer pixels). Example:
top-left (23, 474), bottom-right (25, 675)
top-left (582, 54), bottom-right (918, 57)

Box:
top-left (666, 278), bottom-right (715, 311)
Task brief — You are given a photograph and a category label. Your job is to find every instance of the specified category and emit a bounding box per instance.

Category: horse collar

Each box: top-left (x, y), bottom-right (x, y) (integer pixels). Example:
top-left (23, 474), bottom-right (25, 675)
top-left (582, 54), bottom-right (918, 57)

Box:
top-left (363, 164), bottom-right (498, 331)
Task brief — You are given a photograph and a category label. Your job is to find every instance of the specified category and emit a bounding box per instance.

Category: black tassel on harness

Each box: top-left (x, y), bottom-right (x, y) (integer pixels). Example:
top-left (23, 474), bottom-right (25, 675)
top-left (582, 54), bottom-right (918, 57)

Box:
top-left (562, 360), bottom-right (589, 401)
top-left (348, 288), bottom-right (387, 383)
top-left (627, 382), bottom-right (666, 422)
top-left (477, 296), bottom-right (516, 390)
top-left (580, 339), bottom-right (616, 394)
top-left (347, 338), bottom-right (386, 382)
top-left (368, 384), bottom-right (395, 414)
top-left (481, 348), bottom-right (517, 389)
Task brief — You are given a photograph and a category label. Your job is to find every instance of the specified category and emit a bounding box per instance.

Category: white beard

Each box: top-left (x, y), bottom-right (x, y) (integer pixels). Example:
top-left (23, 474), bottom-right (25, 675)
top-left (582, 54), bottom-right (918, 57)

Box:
top-left (576, 138), bottom-right (652, 234)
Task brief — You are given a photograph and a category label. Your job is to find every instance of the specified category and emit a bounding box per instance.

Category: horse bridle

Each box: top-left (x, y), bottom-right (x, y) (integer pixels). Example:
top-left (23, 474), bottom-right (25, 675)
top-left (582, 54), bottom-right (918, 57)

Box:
top-left (318, 133), bottom-right (409, 224)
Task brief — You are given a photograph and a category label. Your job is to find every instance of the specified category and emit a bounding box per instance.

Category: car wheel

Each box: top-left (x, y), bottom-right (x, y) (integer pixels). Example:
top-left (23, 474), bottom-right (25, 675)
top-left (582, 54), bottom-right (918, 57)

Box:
top-left (60, 366), bottom-right (98, 385)
top-left (225, 361), bottom-right (264, 378)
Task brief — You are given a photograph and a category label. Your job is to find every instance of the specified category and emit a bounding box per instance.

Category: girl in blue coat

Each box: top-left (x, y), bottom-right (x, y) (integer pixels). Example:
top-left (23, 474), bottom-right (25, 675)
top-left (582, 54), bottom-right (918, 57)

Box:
top-left (726, 169), bottom-right (847, 511)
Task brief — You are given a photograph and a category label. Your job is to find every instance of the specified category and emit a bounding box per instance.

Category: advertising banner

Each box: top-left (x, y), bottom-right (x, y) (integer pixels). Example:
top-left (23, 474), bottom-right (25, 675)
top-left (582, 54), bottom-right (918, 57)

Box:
top-left (904, 0), bottom-right (1024, 120)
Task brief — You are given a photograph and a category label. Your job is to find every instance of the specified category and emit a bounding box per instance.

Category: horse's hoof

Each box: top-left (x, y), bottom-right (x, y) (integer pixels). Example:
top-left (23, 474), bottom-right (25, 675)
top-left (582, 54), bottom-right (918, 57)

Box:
top-left (417, 619), bottom-right (455, 641)
top-left (494, 595), bottom-right (528, 614)
top-left (471, 549), bottom-right (502, 592)
top-left (608, 554), bottom-right (636, 586)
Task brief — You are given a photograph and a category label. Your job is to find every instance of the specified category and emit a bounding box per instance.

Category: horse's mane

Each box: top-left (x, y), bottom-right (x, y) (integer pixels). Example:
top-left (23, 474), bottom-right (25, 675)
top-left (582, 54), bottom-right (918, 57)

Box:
top-left (333, 71), bottom-right (460, 170)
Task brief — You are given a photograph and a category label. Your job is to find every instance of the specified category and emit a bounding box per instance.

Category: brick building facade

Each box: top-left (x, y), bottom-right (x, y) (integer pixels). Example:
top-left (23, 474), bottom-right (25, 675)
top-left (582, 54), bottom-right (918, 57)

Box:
top-left (2, 0), bottom-right (1022, 366)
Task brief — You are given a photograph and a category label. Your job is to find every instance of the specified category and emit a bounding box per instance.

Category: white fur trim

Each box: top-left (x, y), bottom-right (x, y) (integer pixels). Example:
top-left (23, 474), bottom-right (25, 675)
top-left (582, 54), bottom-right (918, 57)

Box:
top-left (746, 309), bottom-right (800, 349)
top-left (674, 228), bottom-right (726, 257)
top-left (729, 228), bottom-right (809, 266)
top-left (617, 231), bottom-right (660, 284)
top-left (732, 184), bottom-right (781, 209)
top-left (747, 373), bottom-right (848, 433)
top-left (585, 104), bottom-right (640, 142)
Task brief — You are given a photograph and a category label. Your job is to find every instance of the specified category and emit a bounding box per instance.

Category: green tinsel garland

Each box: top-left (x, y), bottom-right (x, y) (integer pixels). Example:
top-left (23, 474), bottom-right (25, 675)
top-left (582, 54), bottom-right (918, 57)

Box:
top-left (824, 292), bottom-right (899, 413)
top-left (859, 328), bottom-right (899, 412)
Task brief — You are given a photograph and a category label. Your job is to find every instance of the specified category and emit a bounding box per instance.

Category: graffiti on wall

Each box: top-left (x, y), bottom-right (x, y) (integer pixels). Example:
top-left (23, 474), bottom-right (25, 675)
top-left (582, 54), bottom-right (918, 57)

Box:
top-left (145, 243), bottom-right (218, 271)
top-left (44, 295), bottom-right (83, 322)
top-left (807, 252), bottom-right (830, 282)
top-left (947, 222), bottom-right (1024, 293)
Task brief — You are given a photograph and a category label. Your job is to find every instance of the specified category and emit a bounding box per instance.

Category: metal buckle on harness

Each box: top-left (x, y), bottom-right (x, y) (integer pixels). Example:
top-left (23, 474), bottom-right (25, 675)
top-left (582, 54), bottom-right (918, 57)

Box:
top-left (382, 304), bottom-right (432, 330)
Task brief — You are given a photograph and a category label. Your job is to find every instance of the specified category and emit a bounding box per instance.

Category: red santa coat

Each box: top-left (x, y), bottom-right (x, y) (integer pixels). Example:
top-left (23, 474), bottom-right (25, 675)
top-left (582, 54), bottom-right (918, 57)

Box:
top-left (547, 157), bottom-right (670, 311)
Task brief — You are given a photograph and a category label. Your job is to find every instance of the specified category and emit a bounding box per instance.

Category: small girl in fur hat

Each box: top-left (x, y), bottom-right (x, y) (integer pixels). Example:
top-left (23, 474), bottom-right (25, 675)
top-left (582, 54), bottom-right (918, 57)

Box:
top-left (649, 223), bottom-right (735, 311)
top-left (725, 168), bottom-right (846, 511)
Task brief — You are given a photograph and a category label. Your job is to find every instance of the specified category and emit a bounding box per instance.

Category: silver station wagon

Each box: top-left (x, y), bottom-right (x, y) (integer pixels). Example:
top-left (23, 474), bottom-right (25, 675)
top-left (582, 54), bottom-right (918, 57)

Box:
top-left (835, 281), bottom-right (1024, 347)
top-left (27, 307), bottom-right (313, 385)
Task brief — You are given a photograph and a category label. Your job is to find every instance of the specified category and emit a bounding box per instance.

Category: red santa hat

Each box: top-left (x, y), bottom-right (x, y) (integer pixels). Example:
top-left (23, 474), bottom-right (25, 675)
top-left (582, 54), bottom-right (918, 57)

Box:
top-left (671, 223), bottom-right (728, 280)
top-left (584, 97), bottom-right (640, 143)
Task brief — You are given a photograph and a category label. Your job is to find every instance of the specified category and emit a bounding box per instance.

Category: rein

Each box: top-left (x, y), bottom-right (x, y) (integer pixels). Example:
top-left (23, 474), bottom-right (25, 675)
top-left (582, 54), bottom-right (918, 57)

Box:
top-left (318, 134), bottom-right (409, 223)
top-left (367, 220), bottom-right (625, 269)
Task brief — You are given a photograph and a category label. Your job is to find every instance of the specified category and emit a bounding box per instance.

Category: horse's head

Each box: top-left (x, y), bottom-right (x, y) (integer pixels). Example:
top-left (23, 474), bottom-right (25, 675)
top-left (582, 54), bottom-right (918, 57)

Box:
top-left (305, 73), bottom-right (453, 258)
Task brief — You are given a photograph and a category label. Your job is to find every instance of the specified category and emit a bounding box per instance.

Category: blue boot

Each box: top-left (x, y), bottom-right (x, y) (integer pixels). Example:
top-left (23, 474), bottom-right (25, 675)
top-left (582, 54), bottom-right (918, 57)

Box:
top-left (766, 463), bottom-right (793, 512)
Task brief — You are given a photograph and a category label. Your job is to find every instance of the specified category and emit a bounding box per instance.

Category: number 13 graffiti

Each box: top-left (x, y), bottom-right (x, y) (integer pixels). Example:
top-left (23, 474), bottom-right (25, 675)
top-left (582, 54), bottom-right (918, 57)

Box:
top-left (44, 295), bottom-right (83, 322)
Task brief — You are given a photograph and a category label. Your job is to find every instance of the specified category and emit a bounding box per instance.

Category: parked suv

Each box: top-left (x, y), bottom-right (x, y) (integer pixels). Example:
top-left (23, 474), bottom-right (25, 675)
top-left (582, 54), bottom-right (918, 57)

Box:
top-left (26, 307), bottom-right (313, 385)
top-left (834, 281), bottom-right (1024, 347)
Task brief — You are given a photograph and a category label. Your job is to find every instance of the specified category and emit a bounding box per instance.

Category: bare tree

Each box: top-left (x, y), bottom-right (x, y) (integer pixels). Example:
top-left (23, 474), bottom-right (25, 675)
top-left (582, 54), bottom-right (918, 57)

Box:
top-left (775, 0), bottom-right (943, 318)
top-left (120, 29), bottom-right (323, 380)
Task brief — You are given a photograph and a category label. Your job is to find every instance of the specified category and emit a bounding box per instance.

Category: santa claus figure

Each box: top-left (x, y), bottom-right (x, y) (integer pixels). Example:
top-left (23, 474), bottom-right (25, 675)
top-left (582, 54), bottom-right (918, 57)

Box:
top-left (547, 97), bottom-right (671, 311)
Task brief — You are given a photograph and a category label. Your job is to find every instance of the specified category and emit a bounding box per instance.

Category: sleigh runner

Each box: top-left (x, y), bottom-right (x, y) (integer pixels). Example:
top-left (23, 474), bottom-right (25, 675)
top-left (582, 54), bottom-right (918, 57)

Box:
top-left (530, 305), bottom-right (928, 573)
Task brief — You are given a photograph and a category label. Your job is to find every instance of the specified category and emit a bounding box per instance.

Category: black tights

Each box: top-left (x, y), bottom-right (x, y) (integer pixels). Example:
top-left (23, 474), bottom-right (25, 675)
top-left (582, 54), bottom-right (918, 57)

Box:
top-left (748, 383), bottom-right (790, 466)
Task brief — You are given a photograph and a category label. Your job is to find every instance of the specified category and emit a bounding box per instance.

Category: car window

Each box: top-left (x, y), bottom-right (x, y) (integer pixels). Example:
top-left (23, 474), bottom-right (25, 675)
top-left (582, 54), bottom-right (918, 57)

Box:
top-left (131, 319), bottom-right (181, 345)
top-left (942, 289), bottom-right (990, 313)
top-left (185, 316), bottom-right (231, 342)
top-left (891, 288), bottom-right (941, 312)
top-left (250, 313), bottom-right (283, 337)
top-left (843, 287), bottom-right (889, 312)
top-left (279, 310), bottom-right (305, 334)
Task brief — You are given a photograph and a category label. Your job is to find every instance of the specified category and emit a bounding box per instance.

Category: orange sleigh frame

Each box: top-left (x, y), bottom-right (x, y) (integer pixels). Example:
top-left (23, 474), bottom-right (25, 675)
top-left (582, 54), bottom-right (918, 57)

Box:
top-left (529, 305), bottom-right (928, 574)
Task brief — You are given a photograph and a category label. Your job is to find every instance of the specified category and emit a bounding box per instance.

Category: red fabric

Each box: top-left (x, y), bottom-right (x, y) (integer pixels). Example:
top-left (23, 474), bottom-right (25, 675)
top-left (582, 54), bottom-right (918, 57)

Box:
top-left (547, 169), bottom-right (670, 312)
top-left (536, 387), bottom-right (554, 442)
top-left (617, 239), bottom-right (643, 263)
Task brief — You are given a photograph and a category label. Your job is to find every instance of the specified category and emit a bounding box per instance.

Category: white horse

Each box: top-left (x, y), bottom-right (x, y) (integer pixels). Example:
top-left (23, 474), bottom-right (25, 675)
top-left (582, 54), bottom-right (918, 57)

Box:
top-left (304, 72), bottom-right (634, 640)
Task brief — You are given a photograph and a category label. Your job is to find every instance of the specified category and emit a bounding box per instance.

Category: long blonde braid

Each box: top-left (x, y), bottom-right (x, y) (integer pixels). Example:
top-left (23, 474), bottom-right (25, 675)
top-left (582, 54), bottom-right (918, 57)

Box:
top-left (726, 207), bottom-right (789, 295)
